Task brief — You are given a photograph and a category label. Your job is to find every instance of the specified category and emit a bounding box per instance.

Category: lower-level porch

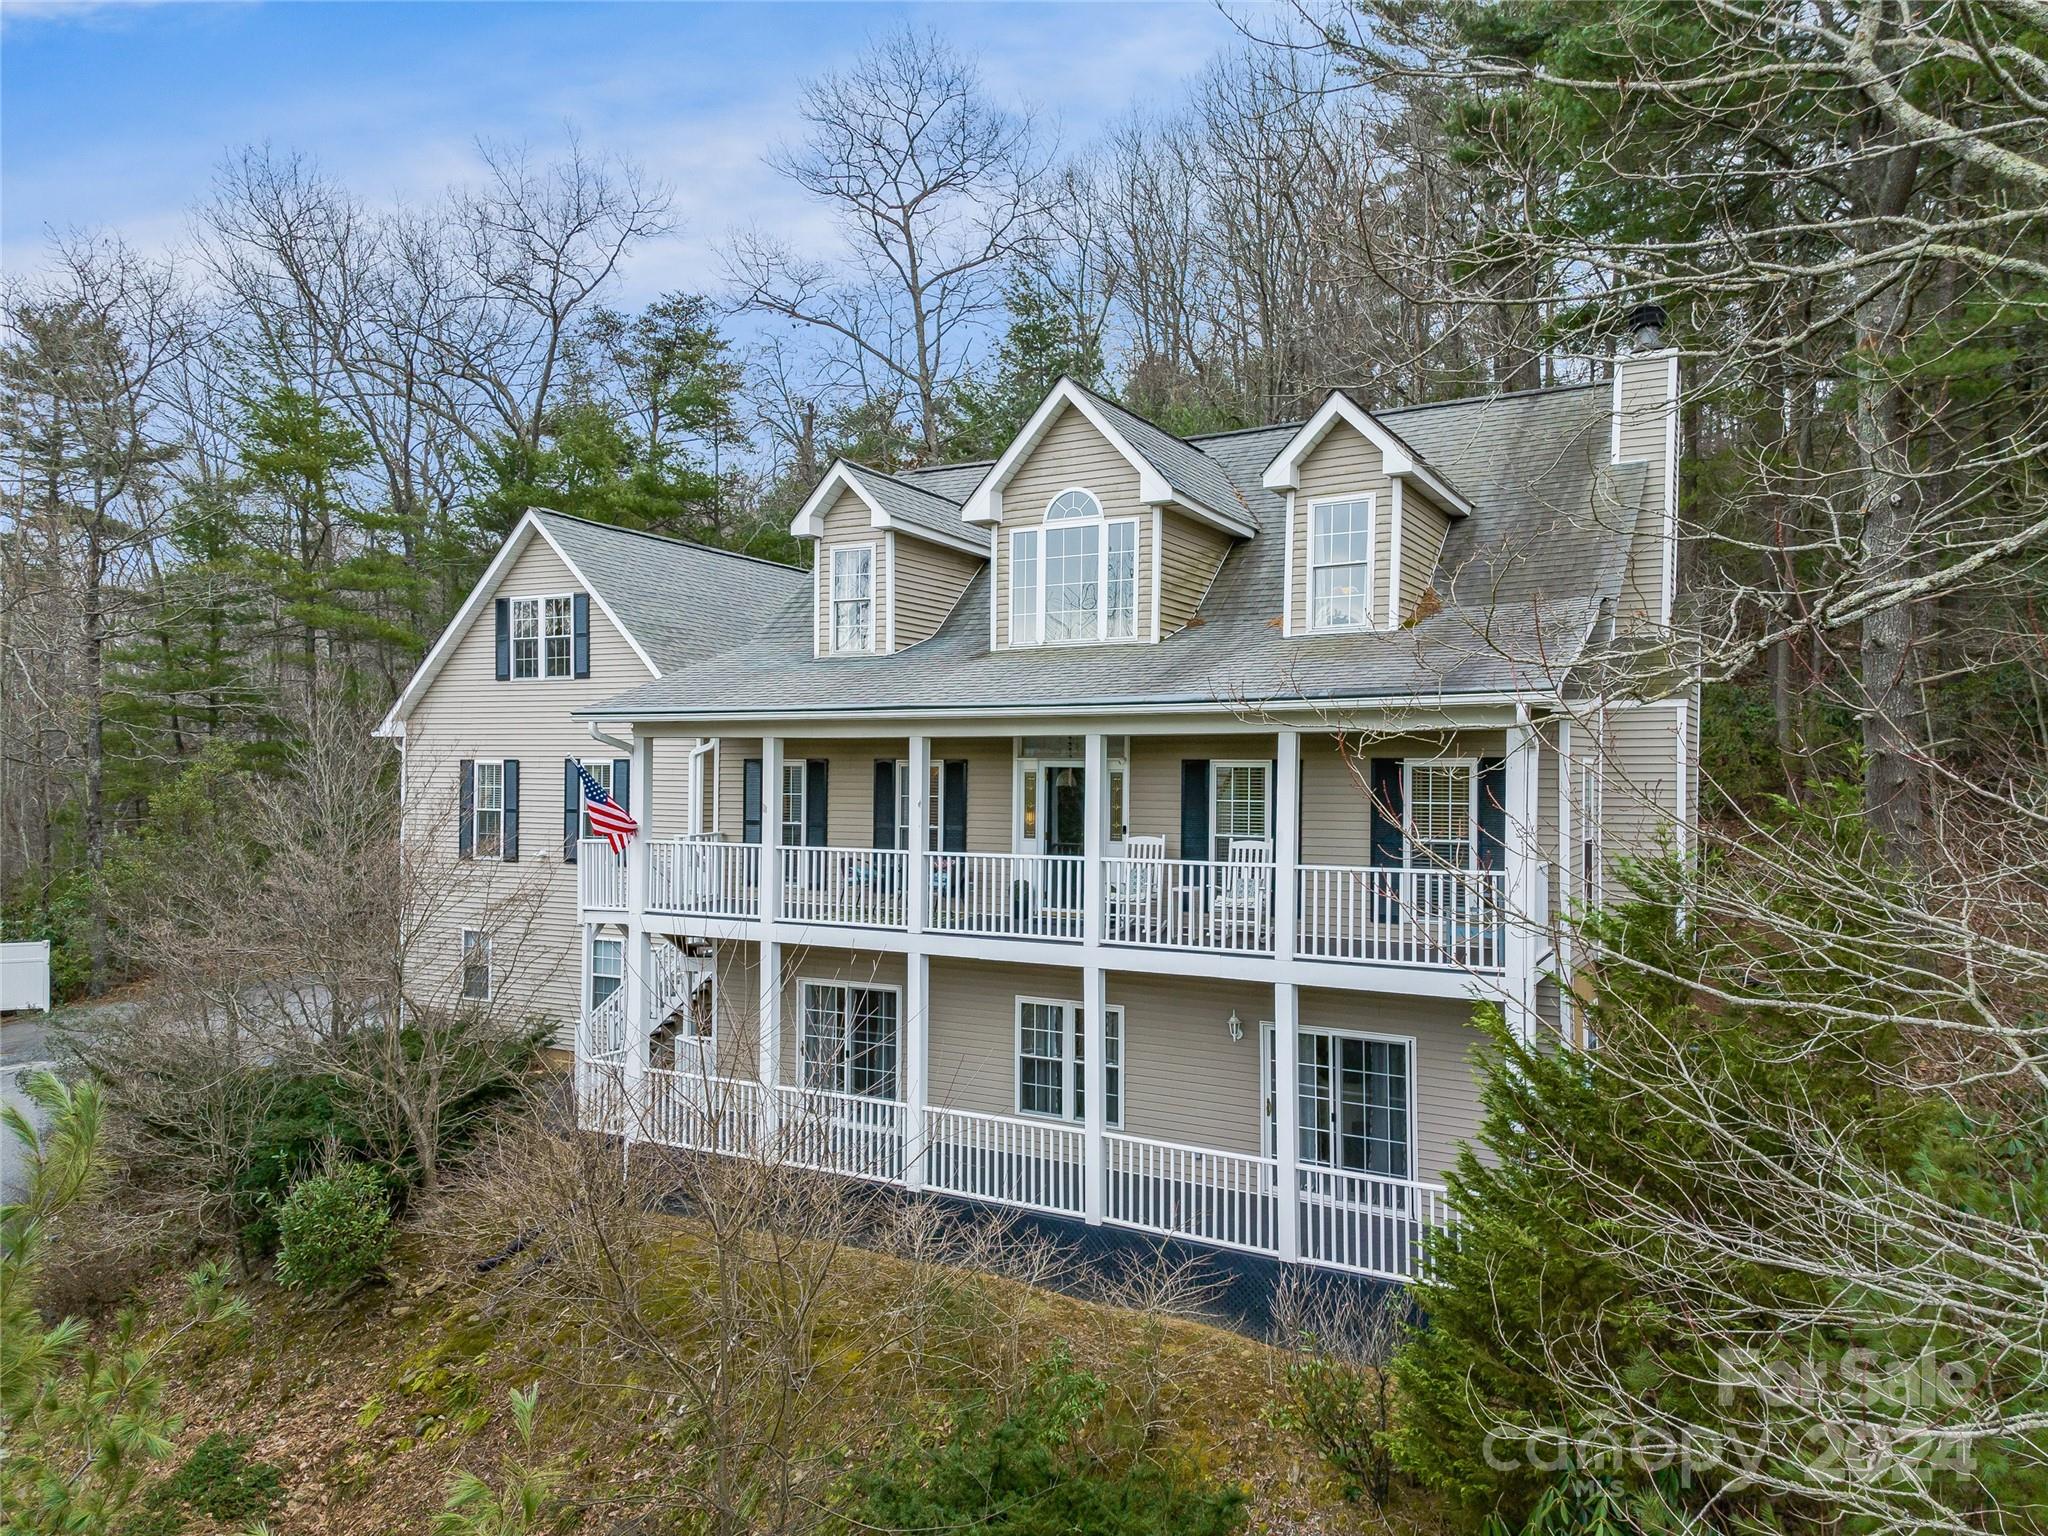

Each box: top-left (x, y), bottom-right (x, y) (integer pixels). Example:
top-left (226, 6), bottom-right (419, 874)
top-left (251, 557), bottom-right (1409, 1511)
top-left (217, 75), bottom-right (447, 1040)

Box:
top-left (578, 942), bottom-right (1474, 1282)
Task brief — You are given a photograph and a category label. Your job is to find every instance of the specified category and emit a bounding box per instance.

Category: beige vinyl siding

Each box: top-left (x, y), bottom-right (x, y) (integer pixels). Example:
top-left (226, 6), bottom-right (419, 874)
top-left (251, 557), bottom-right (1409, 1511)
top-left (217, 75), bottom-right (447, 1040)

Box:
top-left (1600, 701), bottom-right (1684, 901)
top-left (400, 535), bottom-right (657, 1040)
top-left (1397, 494), bottom-right (1453, 622)
top-left (928, 958), bottom-right (1082, 1117)
top-left (1299, 988), bottom-right (1486, 1187)
top-left (1613, 352), bottom-right (1677, 625)
top-left (931, 737), bottom-right (1014, 851)
top-left (1157, 509), bottom-right (1232, 636)
top-left (1292, 424), bottom-right (1394, 632)
top-left (707, 940), bottom-right (761, 1078)
top-left (713, 737), bottom-right (762, 843)
top-left (813, 489), bottom-right (885, 656)
top-left (892, 534), bottom-right (982, 649)
top-left (1125, 737), bottom-right (1196, 853)
top-left (1297, 730), bottom-right (1508, 866)
top-left (779, 738), bottom-right (902, 847)
top-left (1108, 971), bottom-right (1270, 1153)
top-left (992, 404), bottom-right (1147, 647)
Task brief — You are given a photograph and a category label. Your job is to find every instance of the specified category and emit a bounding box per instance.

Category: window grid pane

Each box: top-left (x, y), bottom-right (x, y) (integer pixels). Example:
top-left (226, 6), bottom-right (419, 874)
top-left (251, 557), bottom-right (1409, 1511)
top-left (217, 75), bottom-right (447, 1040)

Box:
top-left (1310, 499), bottom-right (1371, 629)
top-left (579, 759), bottom-right (611, 839)
top-left (1105, 520), bottom-right (1137, 639)
top-left (832, 547), bottom-right (873, 652)
top-left (781, 764), bottom-right (805, 847)
top-left (1011, 531), bottom-right (1040, 645)
top-left (544, 595), bottom-right (574, 677)
top-left (511, 598), bottom-right (540, 679)
top-left (1213, 764), bottom-right (1268, 847)
top-left (1018, 1002), bottom-right (1065, 1116)
top-left (849, 989), bottom-right (898, 1099)
top-left (1409, 764), bottom-right (1473, 868)
top-left (801, 985), bottom-right (846, 1092)
top-left (462, 930), bottom-right (490, 1001)
top-left (1043, 524), bottom-right (1099, 643)
top-left (590, 937), bottom-right (622, 1007)
top-left (475, 762), bottom-right (504, 856)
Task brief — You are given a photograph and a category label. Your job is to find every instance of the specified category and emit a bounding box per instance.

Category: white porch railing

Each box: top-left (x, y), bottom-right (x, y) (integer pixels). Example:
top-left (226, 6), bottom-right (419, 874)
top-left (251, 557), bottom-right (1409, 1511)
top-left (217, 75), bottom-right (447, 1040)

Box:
top-left (1102, 855), bottom-right (1276, 955)
top-left (779, 846), bottom-right (908, 928)
top-left (926, 851), bottom-right (1085, 941)
top-left (774, 1087), bottom-right (907, 1181)
top-left (1105, 1132), bottom-right (1277, 1254)
top-left (1297, 1166), bottom-right (1455, 1279)
top-left (644, 1069), bottom-right (768, 1155)
top-left (578, 838), bottom-right (628, 910)
top-left (578, 1049), bottom-right (629, 1134)
top-left (651, 836), bottom-right (761, 919)
top-left (920, 1105), bottom-right (1086, 1215)
top-left (1295, 866), bottom-right (1506, 971)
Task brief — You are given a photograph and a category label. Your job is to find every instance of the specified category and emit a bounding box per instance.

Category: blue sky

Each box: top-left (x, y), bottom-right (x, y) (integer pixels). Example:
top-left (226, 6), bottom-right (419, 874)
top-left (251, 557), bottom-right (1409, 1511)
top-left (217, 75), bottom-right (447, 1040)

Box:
top-left (3, 1), bottom-right (1248, 296)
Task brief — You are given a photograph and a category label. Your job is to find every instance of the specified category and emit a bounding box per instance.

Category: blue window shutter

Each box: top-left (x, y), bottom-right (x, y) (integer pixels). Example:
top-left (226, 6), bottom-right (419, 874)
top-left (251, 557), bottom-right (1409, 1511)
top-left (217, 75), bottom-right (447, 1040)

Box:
top-left (573, 593), bottom-right (590, 678)
top-left (493, 600), bottom-right (510, 680)
top-left (1179, 760), bottom-right (1210, 861)
top-left (458, 760), bottom-right (475, 859)
top-left (742, 759), bottom-right (762, 844)
top-left (563, 759), bottom-right (579, 862)
top-left (942, 760), bottom-right (968, 852)
top-left (873, 760), bottom-right (896, 849)
top-left (805, 760), bottom-right (829, 847)
top-left (613, 757), bottom-right (631, 819)
top-left (502, 760), bottom-right (520, 861)
top-left (1477, 757), bottom-right (1507, 871)
top-left (1369, 759), bottom-right (1405, 867)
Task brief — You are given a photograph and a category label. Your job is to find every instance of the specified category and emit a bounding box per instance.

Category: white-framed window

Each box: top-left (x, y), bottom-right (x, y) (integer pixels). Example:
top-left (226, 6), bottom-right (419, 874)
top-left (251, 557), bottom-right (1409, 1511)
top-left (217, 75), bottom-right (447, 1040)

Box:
top-left (1015, 998), bottom-right (1122, 1127)
top-left (577, 759), bottom-right (612, 840)
top-left (830, 544), bottom-right (875, 654)
top-left (781, 763), bottom-right (806, 847)
top-left (473, 759), bottom-right (505, 859)
top-left (1211, 761), bottom-right (1270, 860)
top-left (590, 934), bottom-right (622, 1010)
top-left (510, 594), bottom-right (575, 679)
top-left (799, 982), bottom-right (900, 1099)
top-left (461, 928), bottom-right (492, 1002)
top-left (1009, 489), bottom-right (1139, 647)
top-left (1405, 759), bottom-right (1477, 871)
top-left (1308, 495), bottom-right (1374, 630)
top-left (1264, 1024), bottom-right (1412, 1179)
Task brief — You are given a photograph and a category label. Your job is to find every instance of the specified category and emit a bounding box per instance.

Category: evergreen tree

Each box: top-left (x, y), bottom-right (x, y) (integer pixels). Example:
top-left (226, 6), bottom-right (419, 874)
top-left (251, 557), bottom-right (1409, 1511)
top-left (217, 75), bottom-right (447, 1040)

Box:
top-left (942, 272), bottom-right (1107, 459)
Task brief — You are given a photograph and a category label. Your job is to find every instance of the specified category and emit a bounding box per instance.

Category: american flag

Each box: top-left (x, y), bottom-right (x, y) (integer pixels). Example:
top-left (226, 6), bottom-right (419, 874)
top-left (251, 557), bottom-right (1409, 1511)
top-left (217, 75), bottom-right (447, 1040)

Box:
top-left (578, 763), bottom-right (637, 855)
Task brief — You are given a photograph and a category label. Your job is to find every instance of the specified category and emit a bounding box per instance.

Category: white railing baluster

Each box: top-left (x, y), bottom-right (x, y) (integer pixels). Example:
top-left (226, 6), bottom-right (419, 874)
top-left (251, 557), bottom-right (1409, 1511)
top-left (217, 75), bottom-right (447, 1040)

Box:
top-left (1101, 856), bottom-right (1275, 956)
top-left (776, 846), bottom-right (909, 928)
top-left (1102, 1131), bottom-right (1278, 1254)
top-left (577, 838), bottom-right (629, 910)
top-left (1293, 866), bottom-right (1505, 971)
top-left (919, 1105), bottom-right (1086, 1215)
top-left (925, 852), bottom-right (1085, 941)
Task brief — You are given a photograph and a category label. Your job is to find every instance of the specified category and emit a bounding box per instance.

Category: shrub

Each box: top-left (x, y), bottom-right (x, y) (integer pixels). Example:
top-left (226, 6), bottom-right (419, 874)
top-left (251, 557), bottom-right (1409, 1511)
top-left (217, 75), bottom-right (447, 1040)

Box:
top-left (274, 1163), bottom-right (392, 1291)
top-left (838, 1349), bottom-right (1247, 1536)
top-left (152, 1432), bottom-right (285, 1525)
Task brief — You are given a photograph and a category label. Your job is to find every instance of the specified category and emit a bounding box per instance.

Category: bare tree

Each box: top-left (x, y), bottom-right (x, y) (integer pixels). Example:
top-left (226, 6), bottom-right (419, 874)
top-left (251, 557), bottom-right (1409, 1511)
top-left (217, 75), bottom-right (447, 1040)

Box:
top-left (725, 26), bottom-right (1057, 457)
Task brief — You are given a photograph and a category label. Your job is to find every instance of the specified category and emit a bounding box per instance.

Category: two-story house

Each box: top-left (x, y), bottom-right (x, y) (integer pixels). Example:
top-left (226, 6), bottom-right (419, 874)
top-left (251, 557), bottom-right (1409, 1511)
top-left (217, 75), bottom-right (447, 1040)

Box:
top-left (376, 512), bottom-right (809, 1035)
top-left (398, 325), bottom-right (1693, 1286)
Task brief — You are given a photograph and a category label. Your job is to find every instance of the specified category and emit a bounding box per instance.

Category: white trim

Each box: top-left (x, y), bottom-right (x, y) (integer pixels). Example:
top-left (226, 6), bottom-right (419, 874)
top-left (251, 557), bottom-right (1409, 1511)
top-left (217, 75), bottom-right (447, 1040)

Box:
top-left (989, 532), bottom-right (1002, 651)
top-left (1304, 491), bottom-right (1378, 634)
top-left (1013, 994), bottom-right (1123, 1129)
top-left (790, 460), bottom-right (988, 558)
top-left (1280, 490), bottom-right (1296, 637)
top-left (883, 530), bottom-right (897, 653)
top-left (1045, 485), bottom-right (1102, 521)
top-left (1402, 756), bottom-right (1481, 871)
top-left (1261, 390), bottom-right (1473, 517)
top-left (960, 378), bottom-right (1255, 537)
top-left (506, 591), bottom-right (578, 681)
top-left (813, 555), bottom-right (826, 659)
top-left (1149, 504), bottom-right (1163, 643)
top-left (796, 976), bottom-right (905, 1098)
top-left (1662, 350), bottom-right (1680, 628)
top-left (376, 509), bottom-right (660, 736)
top-left (1387, 479), bottom-right (1405, 628)
top-left (584, 692), bottom-right (1545, 729)
top-left (827, 541), bottom-right (878, 656)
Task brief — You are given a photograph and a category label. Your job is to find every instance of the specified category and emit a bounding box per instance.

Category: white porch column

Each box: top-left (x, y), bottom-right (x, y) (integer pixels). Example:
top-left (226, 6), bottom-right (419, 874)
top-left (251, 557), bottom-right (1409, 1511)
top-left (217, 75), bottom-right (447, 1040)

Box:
top-left (622, 922), bottom-right (652, 1146)
top-left (1275, 728), bottom-right (1301, 961)
top-left (1503, 711), bottom-right (1540, 1044)
top-left (1082, 962), bottom-right (1106, 1225)
top-left (628, 731), bottom-right (656, 918)
top-left (1083, 731), bottom-right (1108, 942)
top-left (1274, 980), bottom-right (1300, 1263)
top-left (758, 937), bottom-right (783, 1136)
top-left (760, 734), bottom-right (784, 925)
top-left (908, 733), bottom-right (931, 935)
top-left (903, 950), bottom-right (929, 1192)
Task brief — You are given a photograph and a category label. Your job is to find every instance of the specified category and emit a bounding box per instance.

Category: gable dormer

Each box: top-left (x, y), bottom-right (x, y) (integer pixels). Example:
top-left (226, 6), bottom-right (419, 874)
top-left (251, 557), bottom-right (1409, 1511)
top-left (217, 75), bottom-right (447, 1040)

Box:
top-left (1263, 392), bottom-right (1471, 635)
top-left (792, 461), bottom-right (986, 658)
top-left (963, 379), bottom-right (1251, 649)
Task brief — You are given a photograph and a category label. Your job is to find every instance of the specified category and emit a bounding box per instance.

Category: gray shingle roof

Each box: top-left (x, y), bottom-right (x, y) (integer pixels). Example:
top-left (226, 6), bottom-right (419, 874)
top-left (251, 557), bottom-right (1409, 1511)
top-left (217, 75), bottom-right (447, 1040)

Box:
top-left (841, 463), bottom-right (989, 552)
top-left (581, 380), bottom-right (1640, 721)
top-left (533, 510), bottom-right (809, 673)
top-left (1075, 382), bottom-right (1257, 530)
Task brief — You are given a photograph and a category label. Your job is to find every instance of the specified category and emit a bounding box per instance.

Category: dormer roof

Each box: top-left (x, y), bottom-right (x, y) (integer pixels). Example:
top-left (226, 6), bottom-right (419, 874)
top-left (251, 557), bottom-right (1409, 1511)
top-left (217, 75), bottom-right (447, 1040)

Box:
top-left (960, 377), bottom-right (1256, 538)
top-left (790, 459), bottom-right (989, 558)
top-left (1262, 388), bottom-right (1473, 516)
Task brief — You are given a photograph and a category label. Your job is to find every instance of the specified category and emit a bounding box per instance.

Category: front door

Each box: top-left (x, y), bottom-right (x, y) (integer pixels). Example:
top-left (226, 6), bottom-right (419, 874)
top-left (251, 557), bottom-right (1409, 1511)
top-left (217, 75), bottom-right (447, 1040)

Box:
top-left (1043, 764), bottom-right (1086, 856)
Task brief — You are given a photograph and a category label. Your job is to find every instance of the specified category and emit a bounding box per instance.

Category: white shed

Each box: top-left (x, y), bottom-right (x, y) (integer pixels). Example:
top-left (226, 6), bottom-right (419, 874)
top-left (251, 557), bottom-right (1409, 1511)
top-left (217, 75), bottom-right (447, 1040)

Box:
top-left (0, 941), bottom-right (52, 1014)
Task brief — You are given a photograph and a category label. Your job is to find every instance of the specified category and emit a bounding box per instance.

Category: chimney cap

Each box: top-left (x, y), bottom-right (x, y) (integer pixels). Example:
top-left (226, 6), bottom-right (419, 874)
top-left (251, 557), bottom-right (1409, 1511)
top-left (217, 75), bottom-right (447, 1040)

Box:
top-left (1626, 302), bottom-right (1668, 349)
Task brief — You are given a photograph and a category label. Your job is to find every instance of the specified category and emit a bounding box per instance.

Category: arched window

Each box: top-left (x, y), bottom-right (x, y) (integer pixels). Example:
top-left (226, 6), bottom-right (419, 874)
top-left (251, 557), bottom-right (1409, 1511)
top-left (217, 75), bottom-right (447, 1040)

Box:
top-left (1046, 488), bottom-right (1101, 521)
